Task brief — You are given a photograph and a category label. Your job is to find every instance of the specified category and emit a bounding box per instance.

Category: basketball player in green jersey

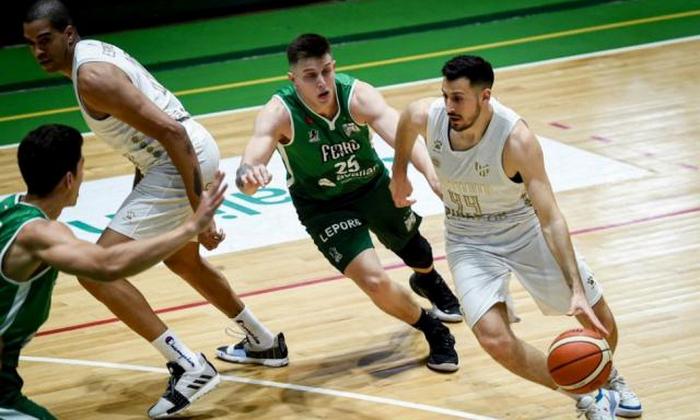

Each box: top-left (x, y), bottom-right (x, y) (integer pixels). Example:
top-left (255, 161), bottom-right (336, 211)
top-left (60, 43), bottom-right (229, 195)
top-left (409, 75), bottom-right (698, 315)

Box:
top-left (230, 34), bottom-right (459, 372)
top-left (0, 124), bottom-right (228, 419)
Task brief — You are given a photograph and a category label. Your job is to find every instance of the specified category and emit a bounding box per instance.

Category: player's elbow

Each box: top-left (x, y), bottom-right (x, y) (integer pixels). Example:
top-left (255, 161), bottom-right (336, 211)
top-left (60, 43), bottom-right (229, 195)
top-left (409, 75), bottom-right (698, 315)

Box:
top-left (160, 121), bottom-right (188, 147)
top-left (90, 253), bottom-right (125, 282)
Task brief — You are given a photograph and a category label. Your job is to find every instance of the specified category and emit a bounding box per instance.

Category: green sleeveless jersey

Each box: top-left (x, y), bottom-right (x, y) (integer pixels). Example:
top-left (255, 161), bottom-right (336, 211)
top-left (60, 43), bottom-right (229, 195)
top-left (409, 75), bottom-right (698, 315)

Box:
top-left (275, 73), bottom-right (385, 201)
top-left (0, 195), bottom-right (57, 368)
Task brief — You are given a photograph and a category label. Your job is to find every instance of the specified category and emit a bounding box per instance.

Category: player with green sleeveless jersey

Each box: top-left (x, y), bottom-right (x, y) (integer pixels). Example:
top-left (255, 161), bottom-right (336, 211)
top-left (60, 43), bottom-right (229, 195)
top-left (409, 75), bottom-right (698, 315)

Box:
top-left (0, 124), bottom-right (228, 419)
top-left (230, 34), bottom-right (460, 372)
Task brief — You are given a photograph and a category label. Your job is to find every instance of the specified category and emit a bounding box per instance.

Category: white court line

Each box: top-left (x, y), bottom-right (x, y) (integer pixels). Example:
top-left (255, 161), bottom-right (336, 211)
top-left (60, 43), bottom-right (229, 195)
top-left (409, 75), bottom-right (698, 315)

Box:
top-left (1, 34), bottom-right (697, 150)
top-left (20, 355), bottom-right (498, 420)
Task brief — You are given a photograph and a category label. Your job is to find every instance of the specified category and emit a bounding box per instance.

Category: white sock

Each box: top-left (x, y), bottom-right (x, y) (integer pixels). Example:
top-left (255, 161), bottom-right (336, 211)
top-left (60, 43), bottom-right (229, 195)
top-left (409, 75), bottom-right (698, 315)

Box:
top-left (607, 367), bottom-right (619, 382)
top-left (151, 329), bottom-right (201, 371)
top-left (233, 307), bottom-right (274, 348)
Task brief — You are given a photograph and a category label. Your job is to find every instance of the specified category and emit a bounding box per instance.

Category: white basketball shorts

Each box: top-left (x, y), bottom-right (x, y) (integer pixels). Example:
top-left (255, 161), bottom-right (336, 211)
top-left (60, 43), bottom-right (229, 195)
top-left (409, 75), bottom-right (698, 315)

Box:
top-left (107, 119), bottom-right (221, 240)
top-left (445, 218), bottom-right (603, 328)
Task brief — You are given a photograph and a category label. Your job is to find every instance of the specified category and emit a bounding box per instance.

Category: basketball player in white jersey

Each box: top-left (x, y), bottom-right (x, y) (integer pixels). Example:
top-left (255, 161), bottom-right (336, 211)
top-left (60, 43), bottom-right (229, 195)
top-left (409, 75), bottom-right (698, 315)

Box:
top-left (23, 1), bottom-right (287, 417)
top-left (390, 55), bottom-right (642, 419)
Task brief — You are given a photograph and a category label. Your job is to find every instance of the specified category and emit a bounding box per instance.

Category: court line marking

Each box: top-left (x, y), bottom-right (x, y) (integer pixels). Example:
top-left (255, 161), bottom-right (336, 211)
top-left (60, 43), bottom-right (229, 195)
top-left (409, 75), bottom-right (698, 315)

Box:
top-left (19, 355), bottom-right (496, 420)
top-left (35, 205), bottom-right (700, 337)
top-left (0, 10), bottom-right (698, 125)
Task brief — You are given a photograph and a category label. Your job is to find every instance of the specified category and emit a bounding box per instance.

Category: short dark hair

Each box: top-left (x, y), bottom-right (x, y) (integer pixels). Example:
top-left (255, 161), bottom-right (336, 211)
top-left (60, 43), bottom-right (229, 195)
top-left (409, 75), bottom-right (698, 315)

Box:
top-left (442, 55), bottom-right (494, 88)
top-left (24, 0), bottom-right (73, 31)
top-left (18, 124), bottom-right (83, 197)
top-left (287, 33), bottom-right (331, 65)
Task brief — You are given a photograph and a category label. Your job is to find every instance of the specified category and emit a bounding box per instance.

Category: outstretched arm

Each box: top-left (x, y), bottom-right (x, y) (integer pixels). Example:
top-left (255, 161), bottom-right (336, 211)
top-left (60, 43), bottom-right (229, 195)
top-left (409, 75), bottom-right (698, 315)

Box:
top-left (18, 172), bottom-right (228, 282)
top-left (504, 122), bottom-right (608, 335)
top-left (236, 97), bottom-right (289, 195)
top-left (389, 98), bottom-right (435, 207)
top-left (350, 82), bottom-right (440, 196)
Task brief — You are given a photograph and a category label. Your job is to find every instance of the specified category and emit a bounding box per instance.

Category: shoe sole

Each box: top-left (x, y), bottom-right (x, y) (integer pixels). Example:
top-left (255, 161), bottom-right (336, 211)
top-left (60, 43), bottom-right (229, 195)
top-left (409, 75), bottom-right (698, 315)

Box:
top-left (216, 351), bottom-right (289, 367)
top-left (429, 305), bottom-right (463, 323)
top-left (616, 406), bottom-right (643, 418)
top-left (427, 362), bottom-right (459, 373)
top-left (149, 373), bottom-right (221, 418)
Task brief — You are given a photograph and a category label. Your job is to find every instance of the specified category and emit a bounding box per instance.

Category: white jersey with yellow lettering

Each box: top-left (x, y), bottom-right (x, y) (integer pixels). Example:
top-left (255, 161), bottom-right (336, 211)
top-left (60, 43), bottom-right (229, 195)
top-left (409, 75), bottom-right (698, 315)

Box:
top-left (71, 39), bottom-right (191, 173)
top-left (425, 98), bottom-right (602, 327)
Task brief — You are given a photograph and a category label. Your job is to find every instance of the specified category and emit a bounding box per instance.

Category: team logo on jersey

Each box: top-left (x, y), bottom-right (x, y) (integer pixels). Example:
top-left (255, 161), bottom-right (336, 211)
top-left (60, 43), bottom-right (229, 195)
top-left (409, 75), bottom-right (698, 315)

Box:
top-left (432, 138), bottom-right (443, 153)
top-left (328, 247), bottom-right (343, 263)
top-left (318, 178), bottom-right (337, 188)
top-left (309, 129), bottom-right (320, 143)
top-left (342, 122), bottom-right (360, 137)
top-left (475, 162), bottom-right (490, 177)
top-left (431, 157), bottom-right (441, 168)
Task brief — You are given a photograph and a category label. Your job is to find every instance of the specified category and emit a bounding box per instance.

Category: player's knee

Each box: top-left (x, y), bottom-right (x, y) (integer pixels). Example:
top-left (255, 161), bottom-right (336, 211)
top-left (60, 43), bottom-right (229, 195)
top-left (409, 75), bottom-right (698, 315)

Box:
top-left (395, 233), bottom-right (433, 270)
top-left (357, 272), bottom-right (391, 296)
top-left (477, 332), bottom-right (516, 361)
top-left (164, 255), bottom-right (202, 277)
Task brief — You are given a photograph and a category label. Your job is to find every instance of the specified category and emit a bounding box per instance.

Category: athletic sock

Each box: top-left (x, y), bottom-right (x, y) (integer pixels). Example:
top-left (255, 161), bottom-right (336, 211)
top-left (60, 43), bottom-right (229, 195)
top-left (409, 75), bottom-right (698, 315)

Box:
top-left (233, 306), bottom-right (274, 349)
top-left (411, 308), bottom-right (440, 334)
top-left (151, 329), bottom-right (201, 371)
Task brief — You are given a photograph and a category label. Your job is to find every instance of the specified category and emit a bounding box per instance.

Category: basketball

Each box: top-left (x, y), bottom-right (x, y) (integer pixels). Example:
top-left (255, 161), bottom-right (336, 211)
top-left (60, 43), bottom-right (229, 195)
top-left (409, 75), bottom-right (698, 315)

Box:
top-left (547, 328), bottom-right (612, 394)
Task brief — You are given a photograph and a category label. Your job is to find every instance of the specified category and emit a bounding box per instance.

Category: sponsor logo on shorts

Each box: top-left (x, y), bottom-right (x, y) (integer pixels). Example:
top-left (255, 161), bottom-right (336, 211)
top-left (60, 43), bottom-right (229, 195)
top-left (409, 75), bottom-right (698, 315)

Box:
top-left (328, 247), bottom-right (343, 263)
top-left (319, 218), bottom-right (362, 243)
top-left (404, 212), bottom-right (417, 231)
top-left (586, 275), bottom-right (597, 288)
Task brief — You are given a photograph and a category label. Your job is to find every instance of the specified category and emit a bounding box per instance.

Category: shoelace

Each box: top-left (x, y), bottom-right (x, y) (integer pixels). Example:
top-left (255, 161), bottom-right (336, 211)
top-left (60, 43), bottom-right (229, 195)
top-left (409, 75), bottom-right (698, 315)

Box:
top-left (429, 329), bottom-right (456, 350)
top-left (164, 363), bottom-right (182, 396)
top-left (224, 327), bottom-right (247, 343)
top-left (430, 281), bottom-right (459, 310)
top-left (576, 402), bottom-right (603, 419)
top-left (609, 376), bottom-right (635, 400)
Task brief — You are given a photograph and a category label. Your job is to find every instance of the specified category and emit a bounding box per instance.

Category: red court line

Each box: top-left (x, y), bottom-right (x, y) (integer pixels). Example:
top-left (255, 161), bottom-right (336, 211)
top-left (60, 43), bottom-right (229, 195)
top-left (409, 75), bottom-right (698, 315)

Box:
top-left (36, 206), bottom-right (700, 338)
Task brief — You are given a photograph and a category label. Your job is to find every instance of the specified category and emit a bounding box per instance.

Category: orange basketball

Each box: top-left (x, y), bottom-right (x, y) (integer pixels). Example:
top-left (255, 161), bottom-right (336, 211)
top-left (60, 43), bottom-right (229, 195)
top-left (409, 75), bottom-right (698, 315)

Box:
top-left (547, 328), bottom-right (612, 394)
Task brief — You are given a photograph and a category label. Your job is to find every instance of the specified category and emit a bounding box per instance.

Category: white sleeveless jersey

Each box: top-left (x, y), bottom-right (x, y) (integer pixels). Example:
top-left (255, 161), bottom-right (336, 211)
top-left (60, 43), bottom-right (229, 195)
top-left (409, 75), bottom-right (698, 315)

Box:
top-left (71, 40), bottom-right (190, 173)
top-left (426, 98), bottom-right (535, 236)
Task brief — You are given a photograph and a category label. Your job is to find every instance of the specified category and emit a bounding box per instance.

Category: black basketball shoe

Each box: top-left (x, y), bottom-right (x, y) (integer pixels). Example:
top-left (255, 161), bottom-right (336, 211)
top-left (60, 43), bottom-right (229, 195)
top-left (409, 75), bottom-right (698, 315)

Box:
top-left (410, 273), bottom-right (462, 323)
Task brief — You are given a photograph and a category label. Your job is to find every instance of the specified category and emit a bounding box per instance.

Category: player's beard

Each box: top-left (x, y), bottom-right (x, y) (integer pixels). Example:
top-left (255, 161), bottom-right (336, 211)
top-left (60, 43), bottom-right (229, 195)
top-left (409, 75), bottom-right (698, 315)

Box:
top-left (450, 102), bottom-right (481, 132)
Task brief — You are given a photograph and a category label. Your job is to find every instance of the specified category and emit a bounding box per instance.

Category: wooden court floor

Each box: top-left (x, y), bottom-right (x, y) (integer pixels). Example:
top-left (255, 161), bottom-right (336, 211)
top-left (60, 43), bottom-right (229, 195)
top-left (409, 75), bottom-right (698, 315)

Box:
top-left (1, 38), bottom-right (698, 419)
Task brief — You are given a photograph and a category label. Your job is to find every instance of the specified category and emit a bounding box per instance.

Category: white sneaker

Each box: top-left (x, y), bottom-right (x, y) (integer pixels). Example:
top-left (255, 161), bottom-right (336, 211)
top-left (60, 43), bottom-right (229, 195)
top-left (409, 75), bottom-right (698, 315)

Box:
top-left (608, 374), bottom-right (643, 417)
top-left (148, 353), bottom-right (220, 418)
top-left (576, 389), bottom-right (619, 420)
top-left (216, 332), bottom-right (289, 367)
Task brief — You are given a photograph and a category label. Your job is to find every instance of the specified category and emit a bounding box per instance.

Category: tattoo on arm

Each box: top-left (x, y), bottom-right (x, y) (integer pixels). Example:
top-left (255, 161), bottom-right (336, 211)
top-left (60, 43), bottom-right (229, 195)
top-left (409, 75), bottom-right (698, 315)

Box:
top-left (236, 163), bottom-right (252, 189)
